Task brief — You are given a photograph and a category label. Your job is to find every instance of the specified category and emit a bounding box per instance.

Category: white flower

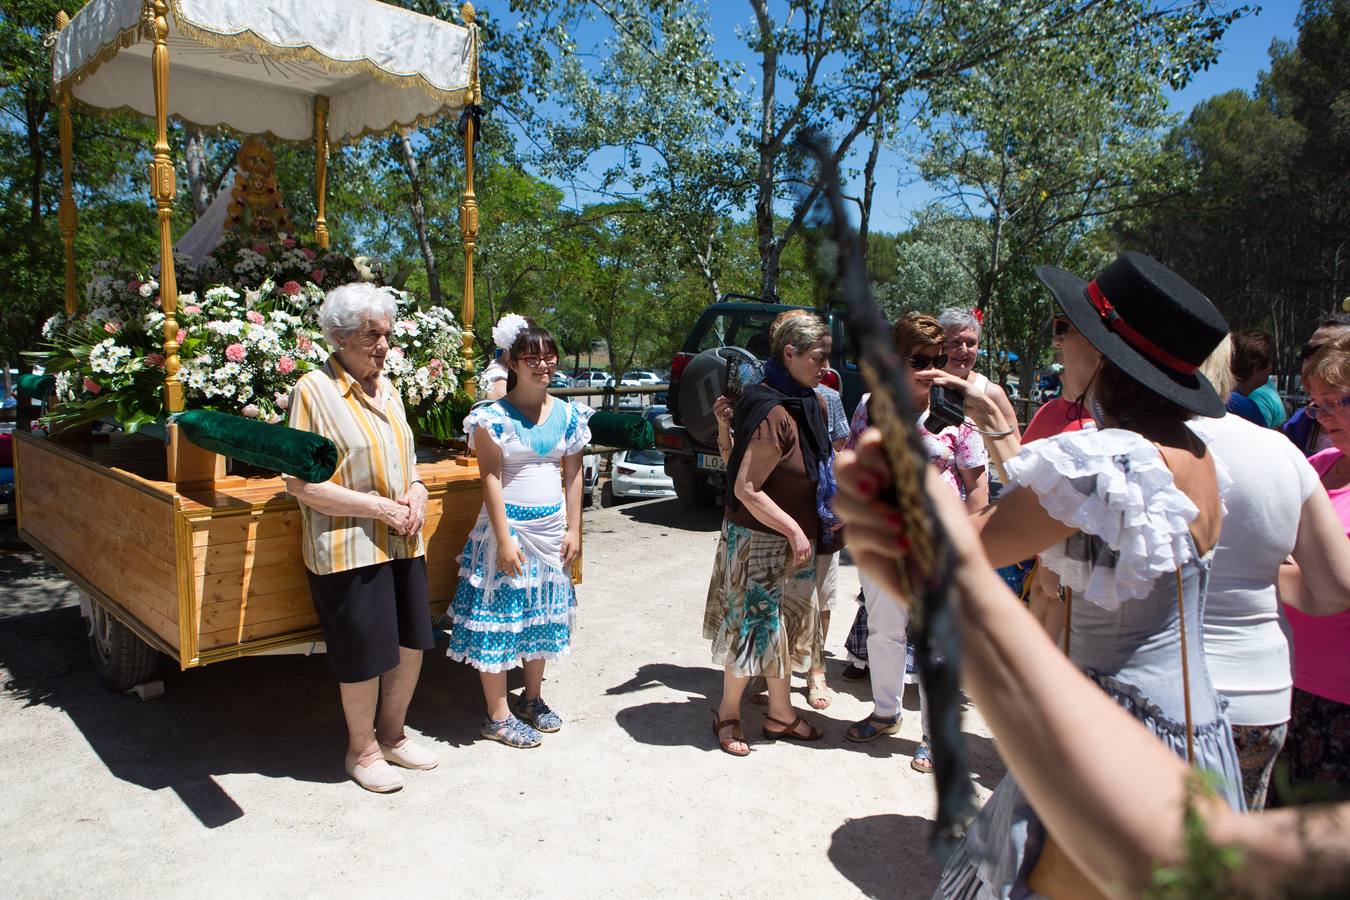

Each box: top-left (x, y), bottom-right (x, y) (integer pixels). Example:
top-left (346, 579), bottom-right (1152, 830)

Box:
top-left (492, 313), bottom-right (529, 350)
top-left (41, 313), bottom-right (66, 340)
top-left (88, 338), bottom-right (131, 374)
top-left (241, 404), bottom-right (261, 418)
top-left (138, 280), bottom-right (158, 298)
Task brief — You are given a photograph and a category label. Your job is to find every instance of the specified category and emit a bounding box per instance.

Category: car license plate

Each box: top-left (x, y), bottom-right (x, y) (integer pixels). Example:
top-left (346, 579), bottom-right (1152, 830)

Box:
top-left (697, 453), bottom-right (726, 472)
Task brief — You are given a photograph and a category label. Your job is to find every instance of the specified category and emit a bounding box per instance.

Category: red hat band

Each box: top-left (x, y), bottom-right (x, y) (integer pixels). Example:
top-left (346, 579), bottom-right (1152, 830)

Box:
top-left (1086, 281), bottom-right (1198, 376)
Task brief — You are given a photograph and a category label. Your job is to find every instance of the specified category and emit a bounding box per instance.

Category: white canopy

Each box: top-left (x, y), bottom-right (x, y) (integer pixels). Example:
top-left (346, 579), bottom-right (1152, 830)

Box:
top-left (53, 0), bottom-right (477, 144)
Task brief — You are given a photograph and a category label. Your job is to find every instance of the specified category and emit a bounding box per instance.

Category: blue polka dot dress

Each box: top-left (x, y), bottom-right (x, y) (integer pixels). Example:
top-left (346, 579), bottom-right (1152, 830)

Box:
top-left (448, 399), bottom-right (593, 673)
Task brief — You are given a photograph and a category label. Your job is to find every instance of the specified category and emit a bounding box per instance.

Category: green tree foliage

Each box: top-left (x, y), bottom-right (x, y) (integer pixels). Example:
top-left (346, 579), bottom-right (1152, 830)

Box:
top-left (1120, 0), bottom-right (1350, 377)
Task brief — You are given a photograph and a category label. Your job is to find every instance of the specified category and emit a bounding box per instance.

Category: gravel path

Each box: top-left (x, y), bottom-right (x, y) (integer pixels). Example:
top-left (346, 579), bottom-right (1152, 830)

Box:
top-left (0, 498), bottom-right (1001, 898)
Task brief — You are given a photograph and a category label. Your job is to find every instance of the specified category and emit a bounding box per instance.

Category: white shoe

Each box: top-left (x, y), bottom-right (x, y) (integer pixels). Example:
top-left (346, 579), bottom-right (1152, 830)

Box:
top-left (346, 756), bottom-right (404, 793)
top-left (379, 738), bottom-right (439, 770)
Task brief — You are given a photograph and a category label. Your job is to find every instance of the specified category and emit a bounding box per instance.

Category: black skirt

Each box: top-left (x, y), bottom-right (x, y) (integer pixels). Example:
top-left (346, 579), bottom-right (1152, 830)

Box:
top-left (305, 556), bottom-right (435, 683)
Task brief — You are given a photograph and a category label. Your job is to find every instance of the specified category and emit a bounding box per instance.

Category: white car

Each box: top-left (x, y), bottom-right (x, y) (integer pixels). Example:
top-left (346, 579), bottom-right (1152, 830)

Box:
top-left (572, 370), bottom-right (614, 389)
top-left (603, 449), bottom-right (675, 505)
top-left (619, 370), bottom-right (661, 386)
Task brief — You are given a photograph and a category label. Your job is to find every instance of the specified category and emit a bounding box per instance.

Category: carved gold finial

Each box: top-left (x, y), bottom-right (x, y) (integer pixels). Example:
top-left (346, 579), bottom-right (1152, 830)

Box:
top-left (55, 9), bottom-right (70, 29)
top-left (461, 2), bottom-right (476, 25)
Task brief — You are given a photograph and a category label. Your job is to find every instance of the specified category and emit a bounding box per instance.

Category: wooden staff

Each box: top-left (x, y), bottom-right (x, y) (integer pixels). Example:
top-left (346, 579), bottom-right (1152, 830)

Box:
top-left (149, 0), bottom-right (182, 412)
top-left (55, 10), bottom-right (78, 317)
top-left (313, 95), bottom-right (329, 250)
top-left (459, 2), bottom-right (480, 358)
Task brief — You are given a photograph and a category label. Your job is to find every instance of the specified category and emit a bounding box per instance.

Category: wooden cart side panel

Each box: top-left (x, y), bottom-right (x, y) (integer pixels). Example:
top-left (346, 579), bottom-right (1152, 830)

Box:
top-left (191, 480), bottom-right (483, 653)
top-left (15, 438), bottom-right (181, 652)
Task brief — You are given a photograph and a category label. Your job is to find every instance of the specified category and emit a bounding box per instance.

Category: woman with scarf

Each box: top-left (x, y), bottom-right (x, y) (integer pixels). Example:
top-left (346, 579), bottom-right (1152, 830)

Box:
top-left (704, 310), bottom-right (836, 756)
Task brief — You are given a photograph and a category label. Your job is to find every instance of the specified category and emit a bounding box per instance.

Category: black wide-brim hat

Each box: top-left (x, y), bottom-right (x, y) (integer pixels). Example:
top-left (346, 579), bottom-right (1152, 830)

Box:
top-left (1036, 251), bottom-right (1229, 418)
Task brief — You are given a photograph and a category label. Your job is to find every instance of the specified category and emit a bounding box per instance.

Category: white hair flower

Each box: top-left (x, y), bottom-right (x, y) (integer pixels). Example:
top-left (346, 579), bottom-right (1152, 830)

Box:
top-left (492, 313), bottom-right (529, 350)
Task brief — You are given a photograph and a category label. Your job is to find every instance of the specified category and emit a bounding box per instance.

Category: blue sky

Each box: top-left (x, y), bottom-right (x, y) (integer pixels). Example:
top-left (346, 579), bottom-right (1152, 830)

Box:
top-left (496, 1), bottom-right (1302, 234)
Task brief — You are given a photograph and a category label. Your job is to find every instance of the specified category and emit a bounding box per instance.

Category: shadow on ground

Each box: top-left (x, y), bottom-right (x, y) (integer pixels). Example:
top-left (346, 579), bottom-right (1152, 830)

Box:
top-left (613, 497), bottom-right (722, 532)
top-left (0, 524), bottom-right (492, 830)
top-left (830, 813), bottom-right (943, 899)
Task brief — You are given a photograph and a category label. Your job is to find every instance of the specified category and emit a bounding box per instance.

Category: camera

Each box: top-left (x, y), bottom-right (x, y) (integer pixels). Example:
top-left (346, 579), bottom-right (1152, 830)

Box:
top-left (925, 385), bottom-right (966, 432)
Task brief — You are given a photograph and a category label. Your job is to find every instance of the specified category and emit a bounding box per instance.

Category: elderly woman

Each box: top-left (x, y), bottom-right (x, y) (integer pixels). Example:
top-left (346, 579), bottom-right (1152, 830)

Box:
top-left (1274, 331), bottom-right (1350, 805)
top-left (286, 282), bottom-right (436, 793)
top-left (938, 307), bottom-right (1021, 442)
top-left (704, 309), bottom-right (834, 755)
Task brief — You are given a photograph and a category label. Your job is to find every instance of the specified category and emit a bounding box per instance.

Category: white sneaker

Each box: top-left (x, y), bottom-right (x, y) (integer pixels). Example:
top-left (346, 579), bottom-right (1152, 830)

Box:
top-left (346, 756), bottom-right (404, 793)
top-left (379, 738), bottom-right (439, 770)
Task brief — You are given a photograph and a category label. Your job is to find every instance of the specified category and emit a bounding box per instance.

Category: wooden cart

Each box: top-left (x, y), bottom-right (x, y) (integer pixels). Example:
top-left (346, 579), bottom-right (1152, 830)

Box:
top-left (18, 0), bottom-right (490, 689)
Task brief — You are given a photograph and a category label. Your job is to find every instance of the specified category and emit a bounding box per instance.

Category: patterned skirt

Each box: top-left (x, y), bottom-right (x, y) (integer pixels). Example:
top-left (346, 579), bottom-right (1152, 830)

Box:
top-left (702, 519), bottom-right (820, 678)
top-left (448, 501), bottom-right (576, 673)
top-left (1271, 688), bottom-right (1350, 807)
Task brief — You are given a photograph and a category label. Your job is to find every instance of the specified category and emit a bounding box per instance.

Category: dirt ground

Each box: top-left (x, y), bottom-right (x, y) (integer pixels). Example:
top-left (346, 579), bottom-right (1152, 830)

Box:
top-left (0, 496), bottom-right (1002, 899)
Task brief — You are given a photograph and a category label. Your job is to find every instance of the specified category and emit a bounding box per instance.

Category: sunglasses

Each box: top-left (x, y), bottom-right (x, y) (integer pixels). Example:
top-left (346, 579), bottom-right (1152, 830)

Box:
top-left (908, 352), bottom-right (948, 370)
top-left (1306, 395), bottom-right (1350, 421)
top-left (1053, 316), bottom-right (1072, 337)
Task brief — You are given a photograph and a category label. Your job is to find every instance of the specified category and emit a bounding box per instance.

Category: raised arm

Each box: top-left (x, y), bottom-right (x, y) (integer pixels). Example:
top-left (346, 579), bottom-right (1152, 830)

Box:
top-left (835, 428), bottom-right (1350, 898)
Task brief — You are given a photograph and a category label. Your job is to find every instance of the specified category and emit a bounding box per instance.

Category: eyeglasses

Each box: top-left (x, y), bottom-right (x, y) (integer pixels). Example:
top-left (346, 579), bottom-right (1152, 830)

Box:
top-left (908, 352), bottom-right (948, 370)
top-left (1053, 316), bottom-right (1072, 337)
top-left (1306, 395), bottom-right (1350, 420)
top-left (520, 354), bottom-right (558, 369)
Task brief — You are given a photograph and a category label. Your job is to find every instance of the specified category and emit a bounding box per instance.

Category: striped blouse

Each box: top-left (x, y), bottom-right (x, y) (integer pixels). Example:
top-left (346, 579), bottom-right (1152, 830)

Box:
top-left (288, 355), bottom-right (424, 575)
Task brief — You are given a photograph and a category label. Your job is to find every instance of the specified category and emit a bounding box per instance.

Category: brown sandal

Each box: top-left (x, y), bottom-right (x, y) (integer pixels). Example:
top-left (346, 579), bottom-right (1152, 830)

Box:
top-left (711, 710), bottom-right (750, 757)
top-left (762, 712), bottom-right (824, 742)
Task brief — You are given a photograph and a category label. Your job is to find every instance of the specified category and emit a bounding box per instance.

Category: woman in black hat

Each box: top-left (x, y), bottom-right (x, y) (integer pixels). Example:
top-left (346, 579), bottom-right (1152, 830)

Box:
top-left (845, 252), bottom-right (1245, 898)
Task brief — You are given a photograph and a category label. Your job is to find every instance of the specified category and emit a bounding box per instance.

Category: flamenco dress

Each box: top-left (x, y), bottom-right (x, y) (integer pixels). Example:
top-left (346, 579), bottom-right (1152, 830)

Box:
top-left (936, 427), bottom-right (1245, 899)
top-left (448, 398), bottom-right (593, 672)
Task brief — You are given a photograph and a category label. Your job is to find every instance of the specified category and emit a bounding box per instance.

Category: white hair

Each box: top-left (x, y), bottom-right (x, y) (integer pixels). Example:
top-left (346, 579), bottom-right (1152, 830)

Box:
top-left (938, 308), bottom-right (982, 340)
top-left (318, 283), bottom-right (398, 348)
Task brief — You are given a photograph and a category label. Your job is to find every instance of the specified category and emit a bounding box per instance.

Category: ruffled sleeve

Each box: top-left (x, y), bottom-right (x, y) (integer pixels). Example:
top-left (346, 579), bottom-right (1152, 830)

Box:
top-left (463, 401), bottom-right (514, 450)
top-left (562, 401), bottom-right (596, 455)
top-left (1002, 428), bottom-right (1199, 609)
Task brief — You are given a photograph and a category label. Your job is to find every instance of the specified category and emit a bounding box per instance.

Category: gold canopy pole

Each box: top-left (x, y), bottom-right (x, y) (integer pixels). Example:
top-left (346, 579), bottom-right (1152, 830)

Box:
top-left (459, 3), bottom-right (481, 358)
top-left (55, 10), bottom-right (78, 316)
top-left (313, 96), bottom-right (330, 250)
top-left (148, 0), bottom-right (182, 412)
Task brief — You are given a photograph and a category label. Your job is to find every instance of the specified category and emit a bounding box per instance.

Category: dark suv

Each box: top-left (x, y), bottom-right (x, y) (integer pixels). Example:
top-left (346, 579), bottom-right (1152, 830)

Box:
top-left (652, 295), bottom-right (863, 507)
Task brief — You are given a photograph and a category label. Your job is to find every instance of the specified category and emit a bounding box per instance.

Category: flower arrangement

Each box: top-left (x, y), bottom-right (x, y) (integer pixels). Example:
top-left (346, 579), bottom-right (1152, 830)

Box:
top-left (28, 234), bottom-right (474, 439)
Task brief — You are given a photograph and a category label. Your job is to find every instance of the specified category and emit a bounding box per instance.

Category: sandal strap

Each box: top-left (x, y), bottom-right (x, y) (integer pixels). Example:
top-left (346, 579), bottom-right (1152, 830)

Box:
top-left (763, 713), bottom-right (802, 730)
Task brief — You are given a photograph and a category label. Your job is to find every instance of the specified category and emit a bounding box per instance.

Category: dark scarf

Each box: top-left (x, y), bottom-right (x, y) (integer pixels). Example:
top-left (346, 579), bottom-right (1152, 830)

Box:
top-left (724, 359), bottom-right (840, 547)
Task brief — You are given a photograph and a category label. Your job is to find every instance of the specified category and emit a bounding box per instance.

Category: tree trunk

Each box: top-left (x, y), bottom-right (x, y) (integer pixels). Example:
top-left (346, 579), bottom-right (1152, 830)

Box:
top-left (184, 127), bottom-right (212, 219)
top-left (397, 133), bottom-right (442, 307)
top-left (25, 96), bottom-right (44, 225)
top-left (858, 130), bottom-right (882, 260)
top-left (751, 0), bottom-right (780, 302)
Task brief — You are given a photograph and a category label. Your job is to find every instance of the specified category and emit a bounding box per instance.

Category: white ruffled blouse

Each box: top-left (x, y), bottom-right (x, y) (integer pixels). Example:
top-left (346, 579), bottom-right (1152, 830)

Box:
top-left (1002, 426), bottom-right (1228, 610)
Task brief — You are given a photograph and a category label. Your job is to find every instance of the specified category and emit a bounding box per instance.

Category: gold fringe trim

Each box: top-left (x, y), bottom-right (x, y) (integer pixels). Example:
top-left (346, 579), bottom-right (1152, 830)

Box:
top-left (50, 17), bottom-right (147, 102)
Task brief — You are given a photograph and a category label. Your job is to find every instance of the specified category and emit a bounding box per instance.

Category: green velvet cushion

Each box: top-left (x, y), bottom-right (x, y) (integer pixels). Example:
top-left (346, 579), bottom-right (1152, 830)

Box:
top-left (175, 409), bottom-right (338, 483)
top-left (17, 374), bottom-right (55, 399)
top-left (588, 411), bottom-right (653, 451)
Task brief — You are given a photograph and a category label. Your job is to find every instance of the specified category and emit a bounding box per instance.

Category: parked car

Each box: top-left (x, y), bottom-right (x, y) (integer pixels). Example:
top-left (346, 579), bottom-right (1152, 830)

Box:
top-left (602, 448), bottom-right (674, 505)
top-left (620, 370), bottom-right (661, 385)
top-left (582, 452), bottom-right (598, 507)
top-left (652, 294), bottom-right (862, 508)
top-left (571, 369), bottom-right (614, 389)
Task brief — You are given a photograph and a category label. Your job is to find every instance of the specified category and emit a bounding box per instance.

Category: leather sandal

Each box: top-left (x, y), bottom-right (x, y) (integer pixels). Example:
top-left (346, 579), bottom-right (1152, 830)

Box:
top-left (711, 710), bottom-right (750, 757)
top-left (845, 713), bottom-right (901, 743)
top-left (762, 712), bottom-right (823, 742)
top-left (806, 672), bottom-right (831, 710)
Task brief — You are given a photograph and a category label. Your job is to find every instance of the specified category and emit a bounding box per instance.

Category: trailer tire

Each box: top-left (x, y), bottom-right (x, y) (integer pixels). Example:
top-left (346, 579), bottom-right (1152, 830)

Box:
top-left (672, 471), bottom-right (715, 508)
top-left (87, 601), bottom-right (162, 692)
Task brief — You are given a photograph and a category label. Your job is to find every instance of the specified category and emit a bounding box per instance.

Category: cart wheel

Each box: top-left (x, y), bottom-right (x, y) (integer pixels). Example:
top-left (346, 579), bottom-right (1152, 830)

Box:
top-left (86, 600), bottom-right (162, 692)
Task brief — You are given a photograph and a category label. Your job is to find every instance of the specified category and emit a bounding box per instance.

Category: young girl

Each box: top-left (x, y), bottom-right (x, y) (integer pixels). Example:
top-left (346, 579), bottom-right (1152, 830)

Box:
top-left (449, 319), bottom-right (593, 748)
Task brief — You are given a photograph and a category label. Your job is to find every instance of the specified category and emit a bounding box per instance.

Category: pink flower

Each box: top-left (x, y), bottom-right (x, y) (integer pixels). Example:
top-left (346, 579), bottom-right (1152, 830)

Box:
top-left (282, 238), bottom-right (297, 248)
top-left (427, 358), bottom-right (444, 376)
top-left (277, 356), bottom-right (296, 375)
top-left (184, 305), bottom-right (201, 315)
top-left (83, 377), bottom-right (101, 395)
top-left (274, 391), bottom-right (290, 411)
top-left (127, 280), bottom-right (141, 292)
top-left (310, 269), bottom-right (325, 283)
top-left (241, 404), bottom-right (261, 418)
top-left (176, 328), bottom-right (187, 345)
top-left (281, 280), bottom-right (302, 296)
top-left (253, 243), bottom-right (269, 254)
top-left (153, 297), bottom-right (162, 309)
top-left (301, 247), bottom-right (317, 260)
top-left (387, 347), bottom-right (405, 361)
top-left (225, 343), bottom-right (246, 362)
top-left (145, 353), bottom-right (165, 368)
top-left (247, 310), bottom-right (265, 324)
top-left (297, 334), bottom-right (313, 353)
top-left (103, 321), bottom-right (121, 334)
